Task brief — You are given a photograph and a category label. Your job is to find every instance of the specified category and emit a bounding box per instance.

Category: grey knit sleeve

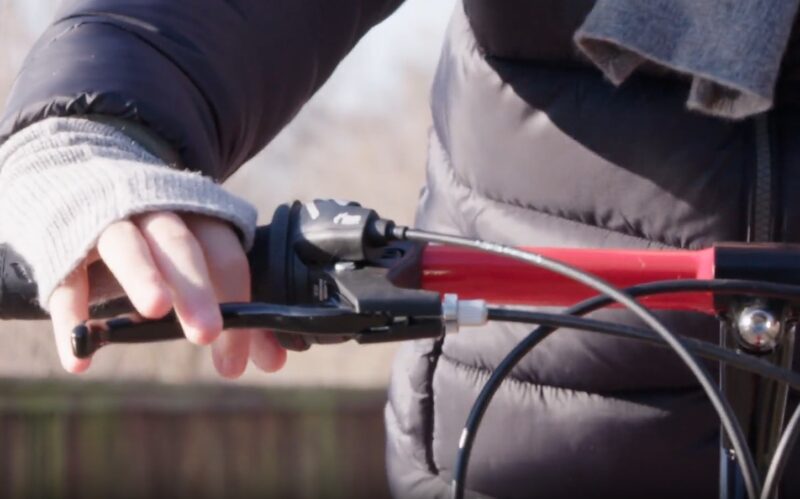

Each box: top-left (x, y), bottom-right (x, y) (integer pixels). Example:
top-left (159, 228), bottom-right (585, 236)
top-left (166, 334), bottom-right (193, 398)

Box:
top-left (0, 117), bottom-right (258, 307)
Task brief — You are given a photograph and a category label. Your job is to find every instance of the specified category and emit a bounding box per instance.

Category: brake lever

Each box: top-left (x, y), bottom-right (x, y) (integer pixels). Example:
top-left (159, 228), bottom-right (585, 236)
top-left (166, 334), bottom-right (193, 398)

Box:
top-left (69, 200), bottom-right (449, 357)
top-left (68, 246), bottom-right (448, 358)
top-left (71, 302), bottom-right (392, 358)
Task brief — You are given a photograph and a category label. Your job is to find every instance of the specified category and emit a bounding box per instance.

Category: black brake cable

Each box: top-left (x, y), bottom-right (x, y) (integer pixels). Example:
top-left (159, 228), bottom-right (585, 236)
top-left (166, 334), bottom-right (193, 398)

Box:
top-left (578, 278), bottom-right (800, 310)
top-left (391, 227), bottom-right (761, 499)
top-left (451, 277), bottom-right (800, 499)
top-left (486, 308), bottom-right (800, 390)
top-left (490, 279), bottom-right (800, 499)
top-left (489, 305), bottom-right (800, 497)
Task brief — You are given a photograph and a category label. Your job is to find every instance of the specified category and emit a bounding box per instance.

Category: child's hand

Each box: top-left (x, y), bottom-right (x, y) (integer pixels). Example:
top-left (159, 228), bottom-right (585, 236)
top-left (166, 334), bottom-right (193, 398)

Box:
top-left (48, 211), bottom-right (286, 378)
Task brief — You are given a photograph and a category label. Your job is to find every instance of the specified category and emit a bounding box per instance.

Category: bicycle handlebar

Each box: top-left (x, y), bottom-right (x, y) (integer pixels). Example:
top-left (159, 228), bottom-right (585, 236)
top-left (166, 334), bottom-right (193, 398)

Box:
top-left (6, 199), bottom-right (800, 498)
top-left (4, 199), bottom-right (800, 357)
top-left (0, 244), bottom-right (40, 319)
top-left (0, 200), bottom-right (404, 319)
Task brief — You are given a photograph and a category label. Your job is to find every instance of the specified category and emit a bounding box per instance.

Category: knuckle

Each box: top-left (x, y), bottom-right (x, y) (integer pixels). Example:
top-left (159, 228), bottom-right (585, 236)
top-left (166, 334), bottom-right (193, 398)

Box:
top-left (109, 219), bottom-right (139, 236)
top-left (158, 224), bottom-right (197, 248)
top-left (135, 210), bottom-right (179, 226)
top-left (98, 220), bottom-right (139, 252)
top-left (136, 212), bottom-right (186, 237)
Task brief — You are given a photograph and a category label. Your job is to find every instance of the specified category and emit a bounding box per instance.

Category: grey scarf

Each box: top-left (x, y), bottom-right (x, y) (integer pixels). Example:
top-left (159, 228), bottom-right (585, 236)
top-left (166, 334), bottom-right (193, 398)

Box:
top-left (575, 0), bottom-right (800, 119)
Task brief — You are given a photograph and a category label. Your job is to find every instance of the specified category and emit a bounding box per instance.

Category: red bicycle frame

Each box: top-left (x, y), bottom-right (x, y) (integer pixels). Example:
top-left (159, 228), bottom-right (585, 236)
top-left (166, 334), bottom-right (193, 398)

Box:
top-left (421, 246), bottom-right (717, 313)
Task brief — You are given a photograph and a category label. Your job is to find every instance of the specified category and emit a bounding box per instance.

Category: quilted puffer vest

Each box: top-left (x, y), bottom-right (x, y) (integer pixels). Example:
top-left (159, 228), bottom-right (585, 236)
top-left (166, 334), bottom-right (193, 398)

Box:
top-left (385, 2), bottom-right (800, 497)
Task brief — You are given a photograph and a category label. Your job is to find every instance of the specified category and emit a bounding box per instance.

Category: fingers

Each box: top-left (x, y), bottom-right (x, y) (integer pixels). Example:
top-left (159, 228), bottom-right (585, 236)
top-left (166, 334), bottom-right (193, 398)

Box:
top-left (250, 330), bottom-right (287, 373)
top-left (97, 220), bottom-right (172, 318)
top-left (52, 211), bottom-right (287, 378)
top-left (135, 212), bottom-right (223, 345)
top-left (185, 215), bottom-right (253, 378)
top-left (48, 266), bottom-right (92, 373)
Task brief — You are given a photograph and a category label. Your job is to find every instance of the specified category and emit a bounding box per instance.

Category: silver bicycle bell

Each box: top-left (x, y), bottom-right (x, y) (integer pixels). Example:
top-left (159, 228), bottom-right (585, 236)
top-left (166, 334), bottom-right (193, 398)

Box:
top-left (736, 306), bottom-right (782, 352)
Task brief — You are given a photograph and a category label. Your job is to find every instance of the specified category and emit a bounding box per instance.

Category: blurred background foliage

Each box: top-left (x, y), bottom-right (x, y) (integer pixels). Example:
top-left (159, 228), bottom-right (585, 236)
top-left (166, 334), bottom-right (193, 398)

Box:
top-left (0, 0), bottom-right (455, 496)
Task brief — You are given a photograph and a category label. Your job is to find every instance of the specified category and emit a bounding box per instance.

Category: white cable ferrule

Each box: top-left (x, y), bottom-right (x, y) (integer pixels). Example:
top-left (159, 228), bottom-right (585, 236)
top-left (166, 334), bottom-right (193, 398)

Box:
top-left (457, 299), bottom-right (489, 327)
top-left (442, 294), bottom-right (489, 334)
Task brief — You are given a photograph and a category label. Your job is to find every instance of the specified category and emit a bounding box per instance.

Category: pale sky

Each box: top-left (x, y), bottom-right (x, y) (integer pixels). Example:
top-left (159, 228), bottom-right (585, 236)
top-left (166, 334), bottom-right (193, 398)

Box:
top-left (8, 0), bottom-right (56, 33)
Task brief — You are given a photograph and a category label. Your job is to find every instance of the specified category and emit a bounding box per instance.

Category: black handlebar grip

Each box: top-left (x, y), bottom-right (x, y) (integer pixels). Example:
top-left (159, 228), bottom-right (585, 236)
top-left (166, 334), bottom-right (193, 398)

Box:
top-left (0, 244), bottom-right (45, 319)
top-left (0, 244), bottom-right (143, 320)
top-left (249, 220), bottom-right (276, 304)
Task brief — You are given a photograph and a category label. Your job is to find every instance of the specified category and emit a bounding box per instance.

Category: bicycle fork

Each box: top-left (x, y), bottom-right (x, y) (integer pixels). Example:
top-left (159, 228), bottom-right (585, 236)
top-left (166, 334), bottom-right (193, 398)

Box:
top-left (720, 302), bottom-right (797, 499)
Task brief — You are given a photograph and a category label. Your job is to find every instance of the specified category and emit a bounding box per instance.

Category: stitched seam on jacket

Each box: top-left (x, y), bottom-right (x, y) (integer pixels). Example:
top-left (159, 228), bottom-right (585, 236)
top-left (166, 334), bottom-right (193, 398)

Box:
top-left (439, 351), bottom-right (700, 401)
top-left (443, 158), bottom-right (679, 248)
top-left (432, 29), bottom-right (682, 250)
top-left (60, 17), bottom-right (226, 169)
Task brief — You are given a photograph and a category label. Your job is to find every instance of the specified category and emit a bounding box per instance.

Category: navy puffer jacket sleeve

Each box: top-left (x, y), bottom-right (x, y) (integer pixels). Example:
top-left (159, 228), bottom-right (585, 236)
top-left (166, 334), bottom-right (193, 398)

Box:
top-left (0, 0), bottom-right (403, 179)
